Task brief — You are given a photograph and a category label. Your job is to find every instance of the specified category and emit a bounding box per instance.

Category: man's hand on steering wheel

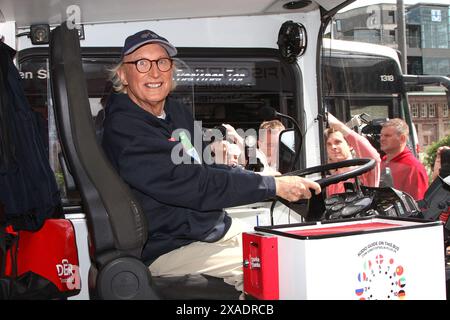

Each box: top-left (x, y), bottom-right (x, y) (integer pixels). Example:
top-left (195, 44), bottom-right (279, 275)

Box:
top-left (275, 176), bottom-right (321, 202)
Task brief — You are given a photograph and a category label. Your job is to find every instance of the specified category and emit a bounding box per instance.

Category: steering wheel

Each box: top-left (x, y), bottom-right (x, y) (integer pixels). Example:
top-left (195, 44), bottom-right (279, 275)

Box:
top-left (284, 158), bottom-right (376, 188)
top-left (280, 158), bottom-right (376, 222)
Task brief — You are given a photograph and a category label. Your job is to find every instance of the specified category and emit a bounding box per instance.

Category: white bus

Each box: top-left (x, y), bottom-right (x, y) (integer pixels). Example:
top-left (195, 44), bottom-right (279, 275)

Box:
top-left (1, 0), bottom-right (449, 300)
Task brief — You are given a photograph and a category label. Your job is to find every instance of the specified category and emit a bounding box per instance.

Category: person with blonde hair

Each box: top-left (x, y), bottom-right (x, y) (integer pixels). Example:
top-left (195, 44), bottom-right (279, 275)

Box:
top-left (258, 120), bottom-right (286, 171)
top-left (380, 118), bottom-right (428, 200)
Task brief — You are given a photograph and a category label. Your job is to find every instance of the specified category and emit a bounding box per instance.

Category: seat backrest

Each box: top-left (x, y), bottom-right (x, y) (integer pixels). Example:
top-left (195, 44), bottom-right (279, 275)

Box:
top-left (49, 23), bottom-right (147, 263)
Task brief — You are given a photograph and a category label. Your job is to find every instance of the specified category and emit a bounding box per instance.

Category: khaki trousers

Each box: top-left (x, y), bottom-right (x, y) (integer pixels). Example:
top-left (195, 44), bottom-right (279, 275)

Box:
top-left (148, 219), bottom-right (252, 291)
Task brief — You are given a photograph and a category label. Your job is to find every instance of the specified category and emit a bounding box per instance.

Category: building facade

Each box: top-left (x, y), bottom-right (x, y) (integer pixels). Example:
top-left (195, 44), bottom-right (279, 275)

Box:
top-left (406, 3), bottom-right (450, 76)
top-left (334, 4), bottom-right (399, 48)
top-left (408, 92), bottom-right (449, 149)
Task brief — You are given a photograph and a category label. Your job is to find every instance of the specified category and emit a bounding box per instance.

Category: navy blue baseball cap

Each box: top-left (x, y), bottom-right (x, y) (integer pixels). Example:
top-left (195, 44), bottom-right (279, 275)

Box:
top-left (121, 30), bottom-right (177, 57)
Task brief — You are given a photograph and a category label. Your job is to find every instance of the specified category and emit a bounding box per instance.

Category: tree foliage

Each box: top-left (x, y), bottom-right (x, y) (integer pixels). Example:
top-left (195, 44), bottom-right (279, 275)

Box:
top-left (423, 134), bottom-right (450, 170)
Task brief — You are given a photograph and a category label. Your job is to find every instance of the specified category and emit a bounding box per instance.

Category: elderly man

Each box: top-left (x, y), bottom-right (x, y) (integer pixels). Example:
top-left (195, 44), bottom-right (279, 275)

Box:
top-left (101, 29), bottom-right (321, 291)
top-left (380, 118), bottom-right (428, 200)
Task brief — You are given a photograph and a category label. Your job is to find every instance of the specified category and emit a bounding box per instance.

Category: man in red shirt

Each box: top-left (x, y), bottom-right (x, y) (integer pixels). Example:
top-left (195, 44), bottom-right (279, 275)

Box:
top-left (380, 118), bottom-right (428, 200)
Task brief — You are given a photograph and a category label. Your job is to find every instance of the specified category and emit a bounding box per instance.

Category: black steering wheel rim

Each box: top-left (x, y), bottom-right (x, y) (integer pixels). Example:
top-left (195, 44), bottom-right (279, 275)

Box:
top-left (284, 158), bottom-right (376, 188)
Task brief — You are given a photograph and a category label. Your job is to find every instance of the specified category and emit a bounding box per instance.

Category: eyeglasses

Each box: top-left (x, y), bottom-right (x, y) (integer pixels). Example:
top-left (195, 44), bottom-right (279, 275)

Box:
top-left (123, 57), bottom-right (173, 73)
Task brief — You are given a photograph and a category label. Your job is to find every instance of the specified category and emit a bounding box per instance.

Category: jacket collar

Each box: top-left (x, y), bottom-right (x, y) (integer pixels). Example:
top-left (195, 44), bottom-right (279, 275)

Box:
top-left (106, 93), bottom-right (175, 132)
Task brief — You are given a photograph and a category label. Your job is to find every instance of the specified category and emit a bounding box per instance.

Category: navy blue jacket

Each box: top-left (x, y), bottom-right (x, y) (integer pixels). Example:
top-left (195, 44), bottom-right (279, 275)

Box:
top-left (0, 42), bottom-right (61, 231)
top-left (102, 93), bottom-right (276, 263)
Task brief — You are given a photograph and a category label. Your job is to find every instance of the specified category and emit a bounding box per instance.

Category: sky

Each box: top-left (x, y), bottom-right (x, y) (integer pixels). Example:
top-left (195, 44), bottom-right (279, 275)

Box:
top-left (341, 0), bottom-right (450, 12)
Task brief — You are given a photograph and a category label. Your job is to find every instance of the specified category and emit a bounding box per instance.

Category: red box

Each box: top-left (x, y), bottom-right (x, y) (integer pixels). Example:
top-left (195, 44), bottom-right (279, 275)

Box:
top-left (242, 232), bottom-right (279, 299)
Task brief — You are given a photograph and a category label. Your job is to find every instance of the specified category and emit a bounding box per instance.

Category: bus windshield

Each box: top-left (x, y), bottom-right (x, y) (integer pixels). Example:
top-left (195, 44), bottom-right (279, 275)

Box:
top-left (321, 39), bottom-right (417, 156)
top-left (18, 47), bottom-right (301, 201)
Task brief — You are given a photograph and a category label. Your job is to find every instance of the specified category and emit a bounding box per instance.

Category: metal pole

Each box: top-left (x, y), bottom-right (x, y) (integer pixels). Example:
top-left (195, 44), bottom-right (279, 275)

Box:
top-left (397, 0), bottom-right (408, 74)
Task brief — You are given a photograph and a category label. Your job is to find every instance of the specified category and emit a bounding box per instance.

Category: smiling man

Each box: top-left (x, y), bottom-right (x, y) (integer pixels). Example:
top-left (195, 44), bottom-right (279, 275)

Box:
top-left (101, 29), bottom-right (321, 292)
top-left (325, 112), bottom-right (381, 196)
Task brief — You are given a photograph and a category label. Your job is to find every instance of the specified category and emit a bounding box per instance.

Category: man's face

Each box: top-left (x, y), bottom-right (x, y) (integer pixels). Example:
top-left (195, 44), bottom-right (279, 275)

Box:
top-left (118, 43), bottom-right (173, 109)
top-left (380, 126), bottom-right (402, 154)
top-left (326, 131), bottom-right (352, 162)
top-left (259, 129), bottom-right (282, 163)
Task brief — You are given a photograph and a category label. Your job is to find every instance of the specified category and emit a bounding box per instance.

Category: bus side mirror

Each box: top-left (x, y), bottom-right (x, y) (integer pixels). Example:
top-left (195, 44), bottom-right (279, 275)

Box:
top-left (278, 129), bottom-right (296, 173)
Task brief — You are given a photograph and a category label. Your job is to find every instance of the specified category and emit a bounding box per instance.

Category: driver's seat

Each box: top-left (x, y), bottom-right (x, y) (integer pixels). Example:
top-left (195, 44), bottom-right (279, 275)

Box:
top-left (49, 23), bottom-right (239, 300)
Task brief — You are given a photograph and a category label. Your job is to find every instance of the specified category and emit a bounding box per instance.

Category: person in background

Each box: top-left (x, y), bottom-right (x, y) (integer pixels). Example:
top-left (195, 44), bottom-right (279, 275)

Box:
top-left (221, 121), bottom-right (285, 175)
top-left (101, 29), bottom-right (321, 293)
top-left (258, 120), bottom-right (286, 172)
top-left (431, 145), bottom-right (450, 182)
top-left (210, 139), bottom-right (242, 167)
top-left (427, 145), bottom-right (450, 254)
top-left (325, 112), bottom-right (381, 196)
top-left (380, 118), bottom-right (428, 200)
